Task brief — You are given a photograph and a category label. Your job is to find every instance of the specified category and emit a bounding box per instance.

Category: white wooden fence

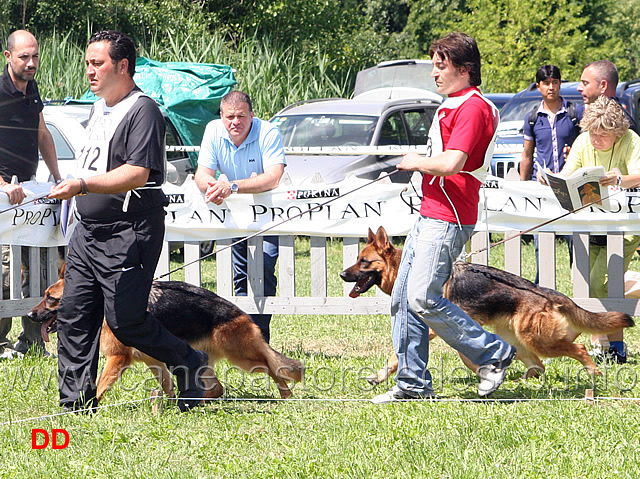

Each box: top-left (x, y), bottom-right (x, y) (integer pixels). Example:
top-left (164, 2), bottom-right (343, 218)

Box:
top-left (3, 230), bottom-right (640, 321)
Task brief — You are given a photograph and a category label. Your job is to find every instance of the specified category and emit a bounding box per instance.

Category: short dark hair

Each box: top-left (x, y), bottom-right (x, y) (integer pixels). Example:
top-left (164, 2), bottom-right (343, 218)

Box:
top-left (88, 30), bottom-right (136, 77)
top-left (429, 32), bottom-right (482, 86)
top-left (220, 91), bottom-right (253, 113)
top-left (586, 60), bottom-right (619, 89)
top-left (536, 65), bottom-right (561, 83)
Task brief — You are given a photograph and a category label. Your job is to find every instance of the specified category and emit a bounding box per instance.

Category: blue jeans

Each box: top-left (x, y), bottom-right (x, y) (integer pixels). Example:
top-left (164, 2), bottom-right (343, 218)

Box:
top-left (232, 236), bottom-right (278, 343)
top-left (391, 216), bottom-right (513, 395)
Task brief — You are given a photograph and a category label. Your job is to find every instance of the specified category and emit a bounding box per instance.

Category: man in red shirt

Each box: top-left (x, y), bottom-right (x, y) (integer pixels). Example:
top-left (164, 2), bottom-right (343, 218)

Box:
top-left (372, 32), bottom-right (515, 403)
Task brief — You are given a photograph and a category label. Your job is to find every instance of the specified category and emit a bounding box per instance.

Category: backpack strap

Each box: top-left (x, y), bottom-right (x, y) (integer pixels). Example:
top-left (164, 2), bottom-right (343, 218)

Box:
top-left (566, 101), bottom-right (580, 134)
top-left (526, 103), bottom-right (539, 141)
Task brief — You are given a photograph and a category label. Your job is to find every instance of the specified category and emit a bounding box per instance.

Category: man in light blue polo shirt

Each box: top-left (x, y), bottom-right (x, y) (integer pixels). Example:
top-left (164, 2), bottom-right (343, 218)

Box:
top-left (195, 91), bottom-right (286, 343)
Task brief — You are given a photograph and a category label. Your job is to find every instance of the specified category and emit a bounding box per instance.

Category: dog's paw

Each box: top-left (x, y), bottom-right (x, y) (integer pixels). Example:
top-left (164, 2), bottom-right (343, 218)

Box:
top-left (522, 366), bottom-right (544, 379)
top-left (366, 375), bottom-right (381, 386)
top-left (203, 378), bottom-right (224, 399)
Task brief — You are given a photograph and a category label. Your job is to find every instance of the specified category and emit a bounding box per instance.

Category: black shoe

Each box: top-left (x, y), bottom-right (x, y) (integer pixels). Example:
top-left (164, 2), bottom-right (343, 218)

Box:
top-left (371, 385), bottom-right (436, 404)
top-left (607, 346), bottom-right (627, 364)
top-left (61, 398), bottom-right (97, 414)
top-left (591, 345), bottom-right (628, 365)
top-left (175, 350), bottom-right (209, 412)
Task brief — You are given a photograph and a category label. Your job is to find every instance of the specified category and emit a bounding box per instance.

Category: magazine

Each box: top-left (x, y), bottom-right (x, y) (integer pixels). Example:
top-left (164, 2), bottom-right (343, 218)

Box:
top-left (543, 166), bottom-right (611, 211)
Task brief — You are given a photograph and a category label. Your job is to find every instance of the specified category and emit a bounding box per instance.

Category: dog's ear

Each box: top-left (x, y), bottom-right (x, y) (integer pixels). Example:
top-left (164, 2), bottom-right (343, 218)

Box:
top-left (374, 226), bottom-right (390, 250)
top-left (59, 262), bottom-right (66, 279)
top-left (368, 228), bottom-right (376, 243)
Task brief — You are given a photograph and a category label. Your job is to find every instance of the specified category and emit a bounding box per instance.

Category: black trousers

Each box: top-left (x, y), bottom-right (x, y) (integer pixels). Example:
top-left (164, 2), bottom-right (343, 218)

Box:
top-left (57, 209), bottom-right (201, 407)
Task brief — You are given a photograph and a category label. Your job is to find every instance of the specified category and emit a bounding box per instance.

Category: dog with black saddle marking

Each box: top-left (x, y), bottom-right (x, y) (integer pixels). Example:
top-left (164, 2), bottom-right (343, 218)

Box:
top-left (341, 226), bottom-right (634, 385)
top-left (28, 266), bottom-right (304, 403)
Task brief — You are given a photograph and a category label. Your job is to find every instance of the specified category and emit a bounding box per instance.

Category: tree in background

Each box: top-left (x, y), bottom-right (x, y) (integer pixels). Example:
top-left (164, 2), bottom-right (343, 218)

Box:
top-left (450, 0), bottom-right (598, 91)
top-left (397, 0), bottom-right (466, 57)
top-left (595, 0), bottom-right (640, 80)
top-left (2, 0), bottom-right (640, 98)
top-left (0, 0), bottom-right (210, 44)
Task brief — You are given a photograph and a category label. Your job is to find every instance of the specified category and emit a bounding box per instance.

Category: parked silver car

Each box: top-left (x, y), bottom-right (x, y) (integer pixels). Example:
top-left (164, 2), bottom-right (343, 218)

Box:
top-left (271, 97), bottom-right (440, 184)
top-left (271, 60), bottom-right (442, 184)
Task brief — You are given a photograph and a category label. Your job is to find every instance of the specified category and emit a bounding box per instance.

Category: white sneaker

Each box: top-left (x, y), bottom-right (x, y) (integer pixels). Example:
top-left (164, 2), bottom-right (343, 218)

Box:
top-left (477, 347), bottom-right (516, 397)
top-left (0, 349), bottom-right (24, 360)
top-left (371, 385), bottom-right (435, 404)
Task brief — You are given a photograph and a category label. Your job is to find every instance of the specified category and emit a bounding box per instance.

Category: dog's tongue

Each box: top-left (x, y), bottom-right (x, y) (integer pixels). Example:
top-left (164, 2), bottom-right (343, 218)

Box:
top-left (41, 323), bottom-right (49, 343)
top-left (349, 286), bottom-right (361, 298)
top-left (41, 318), bottom-right (54, 343)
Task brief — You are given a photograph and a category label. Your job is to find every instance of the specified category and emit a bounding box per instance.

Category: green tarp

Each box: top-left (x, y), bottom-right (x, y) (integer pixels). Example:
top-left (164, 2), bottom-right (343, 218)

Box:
top-left (80, 57), bottom-right (236, 167)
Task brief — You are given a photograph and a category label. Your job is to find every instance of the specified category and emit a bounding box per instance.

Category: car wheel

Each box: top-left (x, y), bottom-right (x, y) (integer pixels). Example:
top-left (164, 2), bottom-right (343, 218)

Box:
top-left (200, 240), bottom-right (215, 257)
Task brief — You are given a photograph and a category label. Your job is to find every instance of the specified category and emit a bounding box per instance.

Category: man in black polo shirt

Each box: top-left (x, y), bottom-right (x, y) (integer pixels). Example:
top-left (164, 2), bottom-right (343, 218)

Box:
top-left (578, 59), bottom-right (638, 133)
top-left (49, 30), bottom-right (208, 412)
top-left (0, 30), bottom-right (60, 358)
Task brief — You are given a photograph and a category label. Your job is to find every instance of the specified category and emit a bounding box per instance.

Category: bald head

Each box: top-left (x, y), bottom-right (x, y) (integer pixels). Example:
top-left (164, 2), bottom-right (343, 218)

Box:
top-left (4, 30), bottom-right (40, 90)
top-left (6, 30), bottom-right (38, 53)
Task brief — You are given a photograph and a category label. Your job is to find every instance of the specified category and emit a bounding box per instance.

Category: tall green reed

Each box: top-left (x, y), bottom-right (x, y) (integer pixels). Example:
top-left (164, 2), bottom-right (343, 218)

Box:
top-left (37, 31), bottom-right (87, 100)
top-left (32, 28), bottom-right (353, 118)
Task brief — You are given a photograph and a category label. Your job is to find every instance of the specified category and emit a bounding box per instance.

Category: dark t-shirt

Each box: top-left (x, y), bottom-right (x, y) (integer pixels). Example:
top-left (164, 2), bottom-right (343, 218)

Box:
top-left (0, 65), bottom-right (44, 182)
top-left (77, 90), bottom-right (166, 221)
top-left (576, 99), bottom-right (638, 134)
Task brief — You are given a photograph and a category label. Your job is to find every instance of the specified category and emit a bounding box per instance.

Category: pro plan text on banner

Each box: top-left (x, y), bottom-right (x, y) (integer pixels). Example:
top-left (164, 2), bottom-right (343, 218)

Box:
top-left (0, 181), bottom-right (66, 246)
top-left (162, 176), bottom-right (422, 241)
top-left (2, 176), bottom-right (640, 247)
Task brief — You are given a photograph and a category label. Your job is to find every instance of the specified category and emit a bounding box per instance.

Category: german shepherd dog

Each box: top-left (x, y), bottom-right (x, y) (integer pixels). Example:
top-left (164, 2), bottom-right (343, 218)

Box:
top-left (341, 226), bottom-right (634, 384)
top-left (28, 266), bottom-right (304, 403)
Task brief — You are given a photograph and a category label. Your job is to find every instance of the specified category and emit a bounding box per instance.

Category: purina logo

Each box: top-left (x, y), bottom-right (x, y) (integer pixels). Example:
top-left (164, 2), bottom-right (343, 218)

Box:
top-left (165, 194), bottom-right (185, 204)
top-left (287, 188), bottom-right (340, 200)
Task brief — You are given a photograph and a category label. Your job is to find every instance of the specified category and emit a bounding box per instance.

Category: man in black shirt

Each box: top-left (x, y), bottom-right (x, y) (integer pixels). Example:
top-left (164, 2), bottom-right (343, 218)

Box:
top-left (0, 30), bottom-right (60, 358)
top-left (578, 60), bottom-right (638, 133)
top-left (49, 30), bottom-right (207, 412)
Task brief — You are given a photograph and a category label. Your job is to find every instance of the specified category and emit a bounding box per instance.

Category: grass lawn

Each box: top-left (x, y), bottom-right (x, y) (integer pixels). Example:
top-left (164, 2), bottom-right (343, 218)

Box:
top-left (1, 236), bottom-right (639, 478)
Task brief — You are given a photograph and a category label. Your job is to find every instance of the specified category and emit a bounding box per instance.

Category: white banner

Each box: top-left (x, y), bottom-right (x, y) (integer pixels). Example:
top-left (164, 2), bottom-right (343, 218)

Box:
top-left (480, 177), bottom-right (640, 234)
top-left (3, 176), bottom-right (640, 246)
top-left (0, 181), bottom-right (66, 246)
top-left (162, 175), bottom-right (421, 240)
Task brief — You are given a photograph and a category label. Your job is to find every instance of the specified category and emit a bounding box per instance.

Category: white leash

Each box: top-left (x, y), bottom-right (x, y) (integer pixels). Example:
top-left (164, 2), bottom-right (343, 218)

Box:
top-left (155, 169), bottom-right (403, 279)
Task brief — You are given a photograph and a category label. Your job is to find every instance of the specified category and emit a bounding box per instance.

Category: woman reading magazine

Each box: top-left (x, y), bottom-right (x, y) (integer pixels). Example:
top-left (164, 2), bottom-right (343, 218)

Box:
top-left (540, 95), bottom-right (640, 363)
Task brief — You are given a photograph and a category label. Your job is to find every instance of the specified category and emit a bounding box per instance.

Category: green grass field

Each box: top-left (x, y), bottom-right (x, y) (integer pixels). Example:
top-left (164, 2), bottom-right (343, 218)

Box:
top-left (1, 237), bottom-right (639, 478)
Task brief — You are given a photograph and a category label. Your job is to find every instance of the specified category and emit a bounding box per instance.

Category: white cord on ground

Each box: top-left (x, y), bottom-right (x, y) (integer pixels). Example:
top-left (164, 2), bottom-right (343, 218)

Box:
top-left (4, 394), bottom-right (638, 426)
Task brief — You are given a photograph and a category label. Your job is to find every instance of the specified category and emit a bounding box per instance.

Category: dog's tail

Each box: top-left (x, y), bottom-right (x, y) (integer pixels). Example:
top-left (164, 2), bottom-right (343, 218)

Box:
top-left (264, 347), bottom-right (304, 383)
top-left (563, 303), bottom-right (634, 334)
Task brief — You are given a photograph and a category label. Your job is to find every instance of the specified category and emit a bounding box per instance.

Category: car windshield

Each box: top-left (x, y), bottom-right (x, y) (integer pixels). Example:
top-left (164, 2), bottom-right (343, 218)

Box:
top-left (271, 115), bottom-right (377, 147)
top-left (499, 98), bottom-right (541, 122)
top-left (354, 62), bottom-right (437, 97)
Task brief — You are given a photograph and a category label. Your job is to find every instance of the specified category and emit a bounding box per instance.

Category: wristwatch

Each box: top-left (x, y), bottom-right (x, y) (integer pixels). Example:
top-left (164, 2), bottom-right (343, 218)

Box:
top-left (230, 182), bottom-right (239, 194)
top-left (78, 178), bottom-right (88, 196)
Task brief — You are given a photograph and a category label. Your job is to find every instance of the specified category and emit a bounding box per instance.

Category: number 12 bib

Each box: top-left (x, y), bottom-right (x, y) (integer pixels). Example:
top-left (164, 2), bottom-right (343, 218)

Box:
top-left (77, 92), bottom-right (145, 178)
